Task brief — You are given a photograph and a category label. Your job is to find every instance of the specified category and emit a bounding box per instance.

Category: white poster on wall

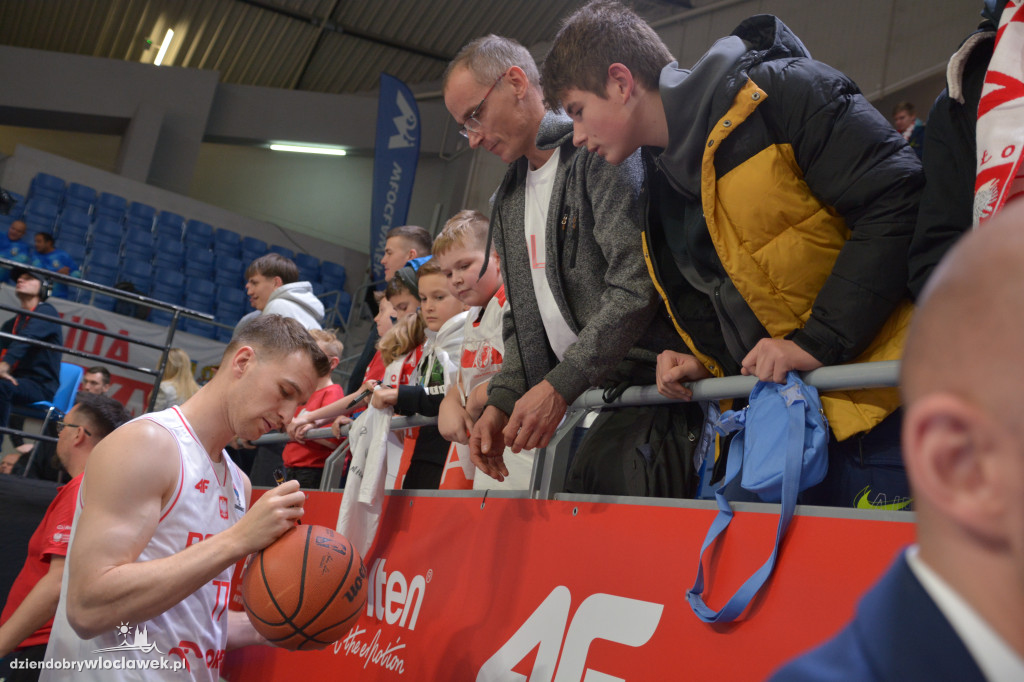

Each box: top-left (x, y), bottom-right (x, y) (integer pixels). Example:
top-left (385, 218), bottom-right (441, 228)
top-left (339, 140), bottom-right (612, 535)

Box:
top-left (0, 285), bottom-right (227, 417)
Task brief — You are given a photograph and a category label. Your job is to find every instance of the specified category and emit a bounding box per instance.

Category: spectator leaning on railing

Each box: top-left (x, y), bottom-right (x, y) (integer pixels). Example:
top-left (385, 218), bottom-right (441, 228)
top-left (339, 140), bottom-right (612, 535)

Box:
top-left (542, 1), bottom-right (924, 508)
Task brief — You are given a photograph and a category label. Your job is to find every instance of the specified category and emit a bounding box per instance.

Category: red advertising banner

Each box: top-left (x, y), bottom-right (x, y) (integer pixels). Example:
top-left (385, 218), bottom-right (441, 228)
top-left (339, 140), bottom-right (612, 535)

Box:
top-left (225, 492), bottom-right (914, 680)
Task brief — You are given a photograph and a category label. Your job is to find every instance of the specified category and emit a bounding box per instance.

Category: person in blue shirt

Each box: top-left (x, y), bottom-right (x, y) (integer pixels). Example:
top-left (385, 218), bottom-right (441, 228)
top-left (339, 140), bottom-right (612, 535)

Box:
top-left (0, 220), bottom-right (31, 282)
top-left (30, 233), bottom-right (76, 299)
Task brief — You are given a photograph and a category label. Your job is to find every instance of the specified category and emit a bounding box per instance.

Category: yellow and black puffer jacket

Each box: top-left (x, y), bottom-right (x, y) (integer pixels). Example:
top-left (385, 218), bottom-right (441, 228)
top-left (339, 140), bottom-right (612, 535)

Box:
top-left (642, 15), bottom-right (924, 440)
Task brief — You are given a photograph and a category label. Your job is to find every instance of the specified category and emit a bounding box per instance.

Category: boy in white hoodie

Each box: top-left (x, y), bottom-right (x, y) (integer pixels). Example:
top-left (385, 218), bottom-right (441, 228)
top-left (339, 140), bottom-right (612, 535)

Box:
top-left (233, 253), bottom-right (324, 337)
top-left (371, 259), bottom-right (468, 488)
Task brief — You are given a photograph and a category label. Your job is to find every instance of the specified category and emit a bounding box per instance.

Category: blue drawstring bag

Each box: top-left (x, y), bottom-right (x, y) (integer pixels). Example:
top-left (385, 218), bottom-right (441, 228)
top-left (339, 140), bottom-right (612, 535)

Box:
top-left (687, 371), bottom-right (829, 623)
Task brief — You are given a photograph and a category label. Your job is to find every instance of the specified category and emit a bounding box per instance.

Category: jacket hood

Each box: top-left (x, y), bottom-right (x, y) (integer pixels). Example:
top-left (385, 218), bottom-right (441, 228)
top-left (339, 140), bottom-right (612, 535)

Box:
top-left (536, 110), bottom-right (574, 150)
top-left (657, 15), bottom-right (809, 199)
top-left (267, 281), bottom-right (325, 318)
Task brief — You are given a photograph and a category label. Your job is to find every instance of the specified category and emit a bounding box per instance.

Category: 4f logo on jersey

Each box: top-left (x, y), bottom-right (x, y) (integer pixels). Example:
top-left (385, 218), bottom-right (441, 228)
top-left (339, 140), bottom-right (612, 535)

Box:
top-left (195, 479), bottom-right (210, 494)
top-left (477, 586), bottom-right (663, 681)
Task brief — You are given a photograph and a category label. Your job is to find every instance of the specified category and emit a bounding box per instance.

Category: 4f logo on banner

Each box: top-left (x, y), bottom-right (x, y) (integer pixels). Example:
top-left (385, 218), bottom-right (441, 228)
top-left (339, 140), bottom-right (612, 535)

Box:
top-left (388, 90), bottom-right (418, 149)
top-left (477, 586), bottom-right (663, 682)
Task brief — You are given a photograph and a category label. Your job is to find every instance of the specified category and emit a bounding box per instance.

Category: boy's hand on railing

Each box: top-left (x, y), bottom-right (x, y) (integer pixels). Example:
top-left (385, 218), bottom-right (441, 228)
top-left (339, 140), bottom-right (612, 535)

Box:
top-left (330, 415), bottom-right (353, 438)
top-left (656, 351), bottom-right (712, 400)
top-left (439, 390), bottom-right (473, 444)
top-left (741, 338), bottom-right (822, 384)
top-left (286, 410), bottom-right (312, 441)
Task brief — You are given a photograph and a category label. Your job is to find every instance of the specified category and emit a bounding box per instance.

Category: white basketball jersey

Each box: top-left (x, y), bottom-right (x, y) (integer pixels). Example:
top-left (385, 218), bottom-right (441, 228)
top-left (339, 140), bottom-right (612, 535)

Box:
top-left (43, 407), bottom-right (247, 681)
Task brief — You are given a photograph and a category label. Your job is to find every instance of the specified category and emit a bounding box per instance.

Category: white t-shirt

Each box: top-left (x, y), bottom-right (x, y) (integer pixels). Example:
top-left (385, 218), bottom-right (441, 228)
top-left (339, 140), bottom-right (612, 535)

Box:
top-left (524, 147), bottom-right (578, 361)
top-left (457, 286), bottom-right (507, 403)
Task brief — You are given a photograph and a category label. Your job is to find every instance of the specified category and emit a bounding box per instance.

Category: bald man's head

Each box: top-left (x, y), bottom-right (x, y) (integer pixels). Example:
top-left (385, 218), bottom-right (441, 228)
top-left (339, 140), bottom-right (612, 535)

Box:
top-left (902, 201), bottom-right (1024, 425)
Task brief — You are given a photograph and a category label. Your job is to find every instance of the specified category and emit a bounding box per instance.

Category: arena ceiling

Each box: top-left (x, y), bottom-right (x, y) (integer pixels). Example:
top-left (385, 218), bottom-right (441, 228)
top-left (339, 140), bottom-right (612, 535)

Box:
top-left (0, 0), bottom-right (698, 94)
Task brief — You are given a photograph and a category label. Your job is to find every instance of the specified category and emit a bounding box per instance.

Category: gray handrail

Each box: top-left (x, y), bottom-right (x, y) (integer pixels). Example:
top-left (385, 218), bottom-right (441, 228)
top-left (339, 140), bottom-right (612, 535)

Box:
top-left (251, 361), bottom-right (902, 496)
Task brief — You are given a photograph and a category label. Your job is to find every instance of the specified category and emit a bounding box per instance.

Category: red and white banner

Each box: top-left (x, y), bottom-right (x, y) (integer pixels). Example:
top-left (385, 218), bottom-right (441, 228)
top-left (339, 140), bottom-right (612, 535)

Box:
top-left (0, 285), bottom-right (226, 415)
top-left (225, 492), bottom-right (914, 680)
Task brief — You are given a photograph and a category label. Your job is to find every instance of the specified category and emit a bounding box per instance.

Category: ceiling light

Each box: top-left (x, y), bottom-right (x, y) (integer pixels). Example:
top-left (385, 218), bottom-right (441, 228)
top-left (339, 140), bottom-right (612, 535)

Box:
top-left (154, 28), bottom-right (174, 66)
top-left (269, 144), bottom-right (348, 156)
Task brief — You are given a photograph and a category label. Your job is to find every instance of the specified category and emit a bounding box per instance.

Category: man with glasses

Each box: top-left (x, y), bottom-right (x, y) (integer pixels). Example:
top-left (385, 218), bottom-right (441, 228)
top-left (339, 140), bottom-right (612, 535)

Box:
top-left (442, 36), bottom-right (686, 494)
top-left (0, 393), bottom-right (129, 680)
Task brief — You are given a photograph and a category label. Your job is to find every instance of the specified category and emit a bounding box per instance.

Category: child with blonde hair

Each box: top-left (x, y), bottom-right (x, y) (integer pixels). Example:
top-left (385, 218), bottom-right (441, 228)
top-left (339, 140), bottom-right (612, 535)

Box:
top-left (434, 210), bottom-right (534, 489)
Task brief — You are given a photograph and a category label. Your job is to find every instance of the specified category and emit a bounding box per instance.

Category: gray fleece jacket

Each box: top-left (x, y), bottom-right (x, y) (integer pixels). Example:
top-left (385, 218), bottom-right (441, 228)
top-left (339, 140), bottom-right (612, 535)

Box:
top-left (485, 112), bottom-right (683, 415)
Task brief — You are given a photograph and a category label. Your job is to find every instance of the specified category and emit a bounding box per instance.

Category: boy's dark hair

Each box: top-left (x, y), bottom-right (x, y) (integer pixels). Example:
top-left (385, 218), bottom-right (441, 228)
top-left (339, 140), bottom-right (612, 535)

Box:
top-left (223, 314), bottom-right (331, 378)
top-left (387, 270), bottom-right (419, 300)
top-left (443, 34), bottom-right (540, 89)
top-left (85, 366), bottom-right (111, 383)
top-left (36, 231), bottom-right (55, 245)
top-left (244, 253), bottom-right (299, 284)
top-left (73, 392), bottom-right (130, 440)
top-left (541, 0), bottom-right (673, 108)
top-left (385, 225), bottom-right (433, 257)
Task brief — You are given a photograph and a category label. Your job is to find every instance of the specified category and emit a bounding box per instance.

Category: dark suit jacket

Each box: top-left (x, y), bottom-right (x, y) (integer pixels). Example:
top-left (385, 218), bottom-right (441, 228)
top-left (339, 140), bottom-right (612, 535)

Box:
top-left (769, 552), bottom-right (985, 681)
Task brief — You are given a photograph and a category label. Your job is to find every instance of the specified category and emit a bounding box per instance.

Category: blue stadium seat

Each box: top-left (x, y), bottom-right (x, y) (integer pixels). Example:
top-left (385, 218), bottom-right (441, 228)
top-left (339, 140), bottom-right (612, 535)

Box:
top-left (126, 202), bottom-right (156, 227)
top-left (183, 318), bottom-right (218, 340)
top-left (185, 278), bottom-right (216, 299)
top-left (184, 220), bottom-right (214, 250)
top-left (64, 183), bottom-right (97, 212)
top-left (184, 247), bottom-right (215, 279)
top-left (57, 208), bottom-right (91, 233)
top-left (153, 237), bottom-right (185, 270)
top-left (156, 211), bottom-right (185, 235)
top-left (240, 236), bottom-right (267, 263)
top-left (117, 259), bottom-right (153, 294)
top-left (90, 219), bottom-right (123, 249)
top-left (268, 245), bottom-right (294, 260)
top-left (122, 228), bottom-right (155, 262)
top-left (24, 198), bottom-right (59, 230)
top-left (214, 255), bottom-right (244, 288)
top-left (63, 242), bottom-right (87, 267)
top-left (213, 228), bottom-right (241, 259)
top-left (320, 261), bottom-right (346, 289)
top-left (4, 194), bottom-right (25, 220)
top-left (29, 173), bottom-right (66, 204)
top-left (95, 193), bottom-right (127, 222)
top-left (294, 252), bottom-right (320, 274)
top-left (215, 325), bottom-right (234, 342)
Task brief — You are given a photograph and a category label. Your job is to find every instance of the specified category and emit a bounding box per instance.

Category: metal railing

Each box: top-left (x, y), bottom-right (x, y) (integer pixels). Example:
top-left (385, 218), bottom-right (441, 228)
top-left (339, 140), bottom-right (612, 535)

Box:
top-left (250, 360), bottom-right (901, 500)
top-left (0, 257), bottom-right (216, 474)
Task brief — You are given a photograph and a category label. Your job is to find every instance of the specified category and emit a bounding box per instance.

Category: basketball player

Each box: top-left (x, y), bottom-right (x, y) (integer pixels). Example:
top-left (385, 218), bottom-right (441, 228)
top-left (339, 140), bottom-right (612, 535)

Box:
top-left (41, 316), bottom-right (330, 680)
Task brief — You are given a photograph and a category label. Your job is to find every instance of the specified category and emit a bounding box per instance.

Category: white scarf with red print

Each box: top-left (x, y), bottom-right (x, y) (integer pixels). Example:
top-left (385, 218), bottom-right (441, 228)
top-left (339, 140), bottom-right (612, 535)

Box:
top-left (975, 1), bottom-right (1024, 225)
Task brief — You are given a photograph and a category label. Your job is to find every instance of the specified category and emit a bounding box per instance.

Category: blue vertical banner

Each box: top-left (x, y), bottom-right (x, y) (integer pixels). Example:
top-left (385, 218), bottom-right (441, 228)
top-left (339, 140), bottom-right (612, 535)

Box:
top-left (370, 73), bottom-right (421, 286)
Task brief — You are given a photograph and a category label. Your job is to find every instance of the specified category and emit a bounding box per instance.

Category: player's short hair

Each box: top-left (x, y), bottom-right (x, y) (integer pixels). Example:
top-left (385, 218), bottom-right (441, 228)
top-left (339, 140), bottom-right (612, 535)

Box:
top-left (385, 225), bottom-right (432, 257)
top-left (444, 34), bottom-right (540, 89)
top-left (542, 0), bottom-right (673, 108)
top-left (223, 315), bottom-right (331, 377)
top-left (245, 253), bottom-right (299, 284)
top-left (309, 328), bottom-right (344, 361)
top-left (432, 210), bottom-right (490, 257)
top-left (35, 231), bottom-right (55, 245)
top-left (85, 366), bottom-right (111, 384)
top-left (73, 392), bottom-right (130, 440)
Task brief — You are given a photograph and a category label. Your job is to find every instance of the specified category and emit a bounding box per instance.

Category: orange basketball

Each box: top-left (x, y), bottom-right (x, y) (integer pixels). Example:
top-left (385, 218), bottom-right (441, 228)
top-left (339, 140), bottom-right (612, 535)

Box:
top-left (241, 524), bottom-right (368, 650)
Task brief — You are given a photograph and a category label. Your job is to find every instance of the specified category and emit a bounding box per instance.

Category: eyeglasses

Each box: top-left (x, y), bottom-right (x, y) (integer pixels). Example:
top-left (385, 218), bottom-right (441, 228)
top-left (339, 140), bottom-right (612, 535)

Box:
top-left (56, 421), bottom-right (92, 437)
top-left (458, 73), bottom-right (505, 139)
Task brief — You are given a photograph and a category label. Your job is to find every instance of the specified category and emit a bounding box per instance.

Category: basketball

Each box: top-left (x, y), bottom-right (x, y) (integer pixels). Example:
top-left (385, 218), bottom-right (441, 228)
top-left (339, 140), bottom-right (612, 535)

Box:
top-left (241, 524), bottom-right (368, 651)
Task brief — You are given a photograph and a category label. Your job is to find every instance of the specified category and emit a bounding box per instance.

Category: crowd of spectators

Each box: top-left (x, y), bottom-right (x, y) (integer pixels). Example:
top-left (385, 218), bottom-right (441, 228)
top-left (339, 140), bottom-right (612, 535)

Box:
top-left (2, 0), bottom-right (1022, 676)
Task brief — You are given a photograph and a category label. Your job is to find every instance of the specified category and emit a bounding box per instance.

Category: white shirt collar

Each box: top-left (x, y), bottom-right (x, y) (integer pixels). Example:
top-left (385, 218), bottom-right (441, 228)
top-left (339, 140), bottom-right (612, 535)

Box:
top-left (906, 545), bottom-right (1024, 682)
